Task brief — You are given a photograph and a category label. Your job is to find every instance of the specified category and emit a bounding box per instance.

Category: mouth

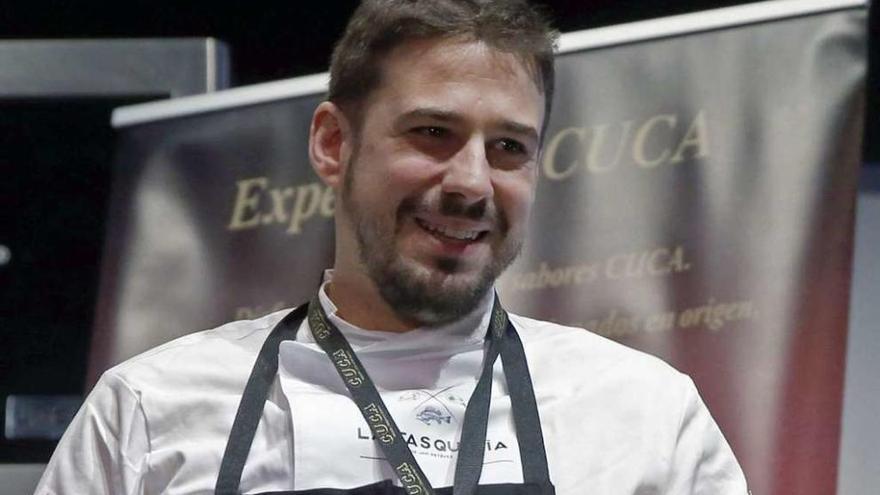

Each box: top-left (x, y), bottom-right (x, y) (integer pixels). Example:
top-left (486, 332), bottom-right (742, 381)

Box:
top-left (414, 217), bottom-right (488, 243)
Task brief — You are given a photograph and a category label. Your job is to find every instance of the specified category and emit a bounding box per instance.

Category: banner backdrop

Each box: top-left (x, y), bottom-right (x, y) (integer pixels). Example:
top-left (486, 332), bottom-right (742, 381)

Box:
top-left (92, 2), bottom-right (867, 494)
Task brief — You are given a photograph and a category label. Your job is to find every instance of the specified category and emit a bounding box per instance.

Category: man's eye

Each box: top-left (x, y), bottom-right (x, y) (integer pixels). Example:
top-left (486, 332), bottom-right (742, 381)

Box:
top-left (495, 138), bottom-right (526, 155)
top-left (414, 126), bottom-right (448, 138)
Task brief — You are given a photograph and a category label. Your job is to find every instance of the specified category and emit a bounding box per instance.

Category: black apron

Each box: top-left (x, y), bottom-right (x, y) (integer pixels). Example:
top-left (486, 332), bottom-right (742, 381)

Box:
top-left (215, 300), bottom-right (554, 495)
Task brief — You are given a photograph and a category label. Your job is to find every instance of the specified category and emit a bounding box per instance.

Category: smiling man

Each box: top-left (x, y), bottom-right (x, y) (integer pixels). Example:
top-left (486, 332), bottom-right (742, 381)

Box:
top-left (37, 1), bottom-right (747, 494)
top-left (313, 35), bottom-right (541, 332)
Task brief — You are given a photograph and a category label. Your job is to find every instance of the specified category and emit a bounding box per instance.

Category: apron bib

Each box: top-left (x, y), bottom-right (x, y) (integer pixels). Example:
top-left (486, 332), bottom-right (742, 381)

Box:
top-left (215, 300), bottom-right (554, 495)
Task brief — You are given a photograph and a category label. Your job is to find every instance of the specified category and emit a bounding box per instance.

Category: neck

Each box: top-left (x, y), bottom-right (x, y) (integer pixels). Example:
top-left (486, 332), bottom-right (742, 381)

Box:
top-left (324, 272), bottom-right (419, 333)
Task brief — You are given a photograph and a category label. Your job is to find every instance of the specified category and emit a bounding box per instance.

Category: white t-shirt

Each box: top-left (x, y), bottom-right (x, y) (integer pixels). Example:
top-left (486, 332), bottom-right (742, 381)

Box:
top-left (35, 287), bottom-right (747, 494)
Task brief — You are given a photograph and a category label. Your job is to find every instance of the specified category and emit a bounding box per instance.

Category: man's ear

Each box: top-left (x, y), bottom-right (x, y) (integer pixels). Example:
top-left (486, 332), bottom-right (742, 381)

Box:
top-left (309, 101), bottom-right (353, 189)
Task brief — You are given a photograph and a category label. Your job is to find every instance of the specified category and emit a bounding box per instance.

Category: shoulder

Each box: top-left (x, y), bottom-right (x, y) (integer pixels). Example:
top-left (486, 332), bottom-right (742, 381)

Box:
top-left (508, 315), bottom-right (748, 490)
top-left (509, 312), bottom-right (687, 389)
top-left (100, 308), bottom-right (295, 395)
top-left (39, 309), bottom-right (301, 494)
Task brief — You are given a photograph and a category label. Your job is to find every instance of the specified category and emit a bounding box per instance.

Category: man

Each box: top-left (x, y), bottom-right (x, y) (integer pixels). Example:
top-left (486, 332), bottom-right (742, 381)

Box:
top-left (36, 0), bottom-right (747, 493)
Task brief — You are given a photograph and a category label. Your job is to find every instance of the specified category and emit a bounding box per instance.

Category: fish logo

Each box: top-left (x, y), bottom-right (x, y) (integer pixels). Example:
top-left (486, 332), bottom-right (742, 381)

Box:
top-left (415, 406), bottom-right (452, 425)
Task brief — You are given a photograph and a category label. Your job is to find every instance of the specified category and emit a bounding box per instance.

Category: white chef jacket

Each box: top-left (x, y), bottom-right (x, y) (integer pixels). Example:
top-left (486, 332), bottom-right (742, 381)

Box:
top-left (35, 284), bottom-right (747, 494)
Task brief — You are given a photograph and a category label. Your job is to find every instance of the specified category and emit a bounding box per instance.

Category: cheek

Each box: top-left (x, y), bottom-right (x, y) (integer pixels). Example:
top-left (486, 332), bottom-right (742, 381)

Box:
top-left (383, 159), bottom-right (446, 210)
top-left (493, 172), bottom-right (536, 225)
top-left (349, 163), bottom-right (430, 230)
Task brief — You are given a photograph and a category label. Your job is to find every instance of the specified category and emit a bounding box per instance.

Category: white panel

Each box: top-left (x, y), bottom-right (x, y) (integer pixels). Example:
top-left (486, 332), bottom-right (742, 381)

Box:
top-left (0, 464), bottom-right (45, 495)
top-left (558, 0), bottom-right (867, 54)
top-left (838, 168), bottom-right (880, 495)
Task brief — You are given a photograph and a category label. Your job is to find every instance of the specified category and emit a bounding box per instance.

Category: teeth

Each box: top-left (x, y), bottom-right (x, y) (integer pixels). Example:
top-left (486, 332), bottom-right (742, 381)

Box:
top-left (417, 219), bottom-right (481, 241)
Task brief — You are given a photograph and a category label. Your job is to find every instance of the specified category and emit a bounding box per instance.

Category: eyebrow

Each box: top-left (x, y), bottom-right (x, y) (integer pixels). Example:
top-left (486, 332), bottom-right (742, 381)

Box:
top-left (498, 120), bottom-right (539, 143)
top-left (395, 107), bottom-right (539, 143)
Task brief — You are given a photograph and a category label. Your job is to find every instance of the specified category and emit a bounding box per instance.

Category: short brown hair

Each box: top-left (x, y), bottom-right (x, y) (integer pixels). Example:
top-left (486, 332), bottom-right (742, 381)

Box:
top-left (328, 0), bottom-right (558, 134)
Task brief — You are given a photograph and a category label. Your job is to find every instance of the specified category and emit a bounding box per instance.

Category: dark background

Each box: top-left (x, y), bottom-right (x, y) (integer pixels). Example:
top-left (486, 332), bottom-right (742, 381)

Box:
top-left (0, 0), bottom-right (874, 463)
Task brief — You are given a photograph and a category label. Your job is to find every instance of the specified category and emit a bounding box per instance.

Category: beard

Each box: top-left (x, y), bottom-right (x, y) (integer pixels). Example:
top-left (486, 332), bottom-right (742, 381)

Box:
top-left (340, 157), bottom-right (523, 327)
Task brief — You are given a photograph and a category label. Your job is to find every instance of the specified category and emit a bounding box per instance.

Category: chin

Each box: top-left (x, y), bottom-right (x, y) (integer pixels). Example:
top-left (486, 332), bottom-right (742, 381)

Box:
top-left (371, 256), bottom-right (495, 327)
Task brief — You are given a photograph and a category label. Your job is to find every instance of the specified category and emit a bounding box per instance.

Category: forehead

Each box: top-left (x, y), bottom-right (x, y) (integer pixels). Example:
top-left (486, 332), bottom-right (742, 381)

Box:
top-left (362, 38), bottom-right (544, 127)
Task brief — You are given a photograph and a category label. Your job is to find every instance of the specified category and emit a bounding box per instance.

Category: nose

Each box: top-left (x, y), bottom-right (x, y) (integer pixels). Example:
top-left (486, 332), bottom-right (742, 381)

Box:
top-left (440, 137), bottom-right (493, 202)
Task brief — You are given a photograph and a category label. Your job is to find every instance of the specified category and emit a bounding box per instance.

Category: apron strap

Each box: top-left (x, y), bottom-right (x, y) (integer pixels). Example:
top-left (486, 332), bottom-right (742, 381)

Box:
top-left (501, 321), bottom-right (551, 484)
top-left (451, 334), bottom-right (501, 495)
top-left (215, 304), bottom-right (307, 495)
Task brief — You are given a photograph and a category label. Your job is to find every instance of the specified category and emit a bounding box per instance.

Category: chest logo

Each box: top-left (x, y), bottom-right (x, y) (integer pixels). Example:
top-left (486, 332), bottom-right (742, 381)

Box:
top-left (399, 387), bottom-right (466, 426)
top-left (416, 406), bottom-right (452, 425)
